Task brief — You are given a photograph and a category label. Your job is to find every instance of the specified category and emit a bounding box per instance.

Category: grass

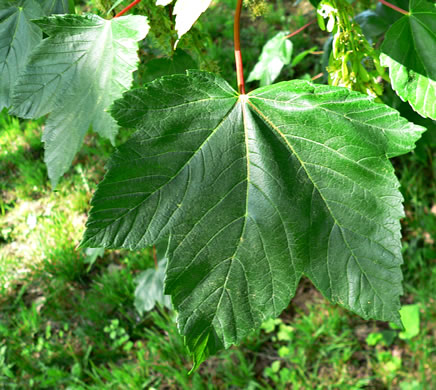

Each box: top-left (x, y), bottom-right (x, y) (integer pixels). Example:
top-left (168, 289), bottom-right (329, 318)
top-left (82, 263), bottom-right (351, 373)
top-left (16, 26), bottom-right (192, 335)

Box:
top-left (0, 107), bottom-right (435, 389)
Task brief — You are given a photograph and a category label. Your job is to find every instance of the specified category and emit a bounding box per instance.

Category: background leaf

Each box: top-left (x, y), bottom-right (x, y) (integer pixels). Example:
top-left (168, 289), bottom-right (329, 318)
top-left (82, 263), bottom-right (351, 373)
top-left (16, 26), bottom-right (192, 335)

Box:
top-left (355, 0), bottom-right (408, 41)
top-left (156, 0), bottom-right (172, 5)
top-left (138, 50), bottom-right (197, 84)
top-left (291, 46), bottom-right (318, 68)
top-left (10, 14), bottom-right (149, 187)
top-left (247, 31), bottom-right (293, 86)
top-left (380, 0), bottom-right (436, 120)
top-left (82, 71), bottom-right (423, 367)
top-left (0, 0), bottom-right (43, 111)
top-left (173, 0), bottom-right (212, 40)
top-left (398, 304), bottom-right (420, 340)
top-left (355, 9), bottom-right (392, 42)
top-left (41, 0), bottom-right (72, 14)
top-left (134, 242), bottom-right (172, 315)
top-left (83, 247), bottom-right (105, 270)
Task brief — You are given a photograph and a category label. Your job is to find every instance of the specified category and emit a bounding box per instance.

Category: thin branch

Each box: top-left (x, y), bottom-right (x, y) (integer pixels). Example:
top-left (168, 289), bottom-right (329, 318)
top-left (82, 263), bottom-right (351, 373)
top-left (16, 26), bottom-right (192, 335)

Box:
top-left (114, 0), bottom-right (142, 18)
top-left (285, 19), bottom-right (316, 39)
top-left (153, 245), bottom-right (158, 269)
top-left (234, 0), bottom-right (246, 94)
top-left (379, 0), bottom-right (409, 15)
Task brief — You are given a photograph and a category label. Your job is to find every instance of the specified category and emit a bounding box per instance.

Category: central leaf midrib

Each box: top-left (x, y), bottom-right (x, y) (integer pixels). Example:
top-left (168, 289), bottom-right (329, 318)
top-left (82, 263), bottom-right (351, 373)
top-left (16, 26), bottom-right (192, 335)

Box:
top-left (212, 98), bottom-right (252, 343)
top-left (89, 21), bottom-right (113, 118)
top-left (199, 99), bottom-right (259, 347)
top-left (173, 99), bottom-right (254, 345)
top-left (43, 22), bottom-right (113, 161)
top-left (169, 97), bottom-right (258, 348)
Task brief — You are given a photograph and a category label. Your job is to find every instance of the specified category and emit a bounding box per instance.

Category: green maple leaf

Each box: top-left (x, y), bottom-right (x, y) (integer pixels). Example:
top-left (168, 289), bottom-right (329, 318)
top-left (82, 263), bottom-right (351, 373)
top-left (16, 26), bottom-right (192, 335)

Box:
top-left (138, 50), bottom-right (197, 84)
top-left (173, 0), bottom-right (212, 39)
top-left (135, 238), bottom-right (172, 314)
top-left (247, 31), bottom-right (293, 87)
top-left (0, 0), bottom-right (43, 111)
top-left (135, 259), bottom-right (172, 315)
top-left (155, 0), bottom-right (212, 40)
top-left (81, 71), bottom-right (423, 368)
top-left (380, 0), bottom-right (436, 120)
top-left (10, 14), bottom-right (149, 187)
top-left (355, 0), bottom-right (409, 41)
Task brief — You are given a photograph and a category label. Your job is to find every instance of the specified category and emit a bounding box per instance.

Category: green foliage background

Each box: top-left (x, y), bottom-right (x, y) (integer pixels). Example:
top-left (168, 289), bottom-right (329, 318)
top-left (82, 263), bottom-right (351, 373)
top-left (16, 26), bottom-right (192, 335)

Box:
top-left (0, 0), bottom-right (435, 388)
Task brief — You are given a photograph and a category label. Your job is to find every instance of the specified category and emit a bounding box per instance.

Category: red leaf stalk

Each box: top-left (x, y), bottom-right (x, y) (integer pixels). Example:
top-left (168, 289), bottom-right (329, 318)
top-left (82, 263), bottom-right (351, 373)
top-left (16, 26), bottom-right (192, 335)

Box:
top-left (234, 0), bottom-right (246, 94)
top-left (379, 0), bottom-right (409, 15)
top-left (285, 19), bottom-right (316, 39)
top-left (114, 0), bottom-right (142, 18)
top-left (153, 245), bottom-right (158, 269)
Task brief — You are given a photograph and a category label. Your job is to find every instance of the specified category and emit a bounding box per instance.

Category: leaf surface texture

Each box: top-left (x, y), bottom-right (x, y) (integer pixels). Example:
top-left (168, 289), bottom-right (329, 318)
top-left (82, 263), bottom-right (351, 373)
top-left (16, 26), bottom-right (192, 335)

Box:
top-left (82, 71), bottom-right (423, 365)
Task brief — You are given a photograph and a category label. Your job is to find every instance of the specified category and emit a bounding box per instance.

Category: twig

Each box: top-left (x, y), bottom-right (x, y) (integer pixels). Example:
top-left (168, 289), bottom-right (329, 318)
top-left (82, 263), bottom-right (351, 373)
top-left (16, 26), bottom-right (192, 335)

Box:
top-left (379, 0), bottom-right (409, 15)
top-left (114, 0), bottom-right (142, 18)
top-left (285, 19), bottom-right (316, 39)
top-left (152, 245), bottom-right (158, 269)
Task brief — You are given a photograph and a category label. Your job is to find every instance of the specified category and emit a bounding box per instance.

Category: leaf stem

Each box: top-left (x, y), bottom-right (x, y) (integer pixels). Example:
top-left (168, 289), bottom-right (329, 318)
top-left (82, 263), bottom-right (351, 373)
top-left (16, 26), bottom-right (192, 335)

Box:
top-left (285, 19), bottom-right (316, 39)
top-left (234, 0), bottom-right (246, 94)
top-left (114, 0), bottom-right (142, 18)
top-left (378, 0), bottom-right (409, 15)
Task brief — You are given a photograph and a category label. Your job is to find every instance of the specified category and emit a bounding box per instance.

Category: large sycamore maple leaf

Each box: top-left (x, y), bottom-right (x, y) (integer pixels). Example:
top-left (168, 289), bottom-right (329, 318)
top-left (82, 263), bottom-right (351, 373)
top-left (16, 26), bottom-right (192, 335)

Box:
top-left (81, 71), bottom-right (423, 367)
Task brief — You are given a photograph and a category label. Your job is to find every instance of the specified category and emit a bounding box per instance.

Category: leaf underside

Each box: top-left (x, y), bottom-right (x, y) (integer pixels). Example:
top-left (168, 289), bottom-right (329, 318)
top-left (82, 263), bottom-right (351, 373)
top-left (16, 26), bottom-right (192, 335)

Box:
top-left (0, 0), bottom-right (43, 111)
top-left (173, 0), bottom-right (213, 39)
top-left (381, 0), bottom-right (436, 120)
top-left (9, 14), bottom-right (149, 187)
top-left (81, 71), bottom-right (423, 367)
top-left (247, 31), bottom-right (293, 87)
top-left (135, 258), bottom-right (172, 315)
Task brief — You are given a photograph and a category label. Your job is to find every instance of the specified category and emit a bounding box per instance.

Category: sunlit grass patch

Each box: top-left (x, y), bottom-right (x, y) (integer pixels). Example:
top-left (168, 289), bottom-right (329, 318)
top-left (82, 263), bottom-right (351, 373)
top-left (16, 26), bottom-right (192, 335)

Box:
top-left (0, 112), bottom-right (46, 199)
top-left (0, 195), bottom-right (90, 293)
top-left (0, 113), bottom-right (98, 294)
